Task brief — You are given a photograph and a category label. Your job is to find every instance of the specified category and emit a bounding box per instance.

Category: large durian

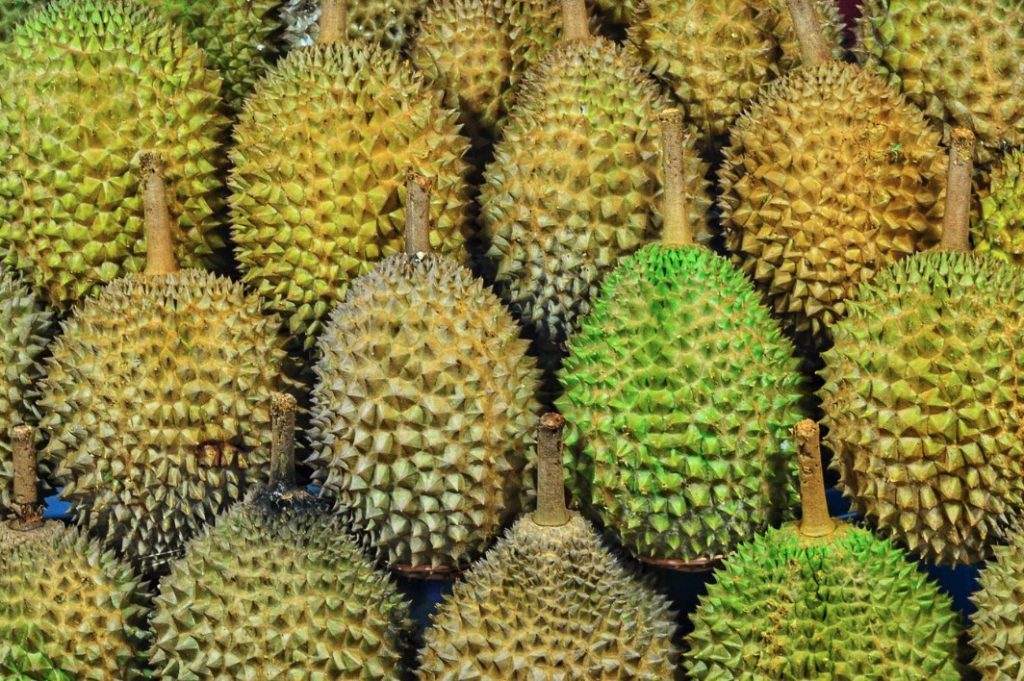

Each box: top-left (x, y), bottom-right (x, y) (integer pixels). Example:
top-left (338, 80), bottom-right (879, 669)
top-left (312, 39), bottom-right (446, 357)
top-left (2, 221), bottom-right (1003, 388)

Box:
top-left (0, 0), bottom-right (37, 39)
top-left (231, 1), bottom-right (471, 350)
top-left (150, 394), bottom-right (412, 680)
top-left (418, 414), bottom-right (680, 680)
top-left (279, 0), bottom-right (426, 50)
top-left (558, 111), bottom-right (804, 564)
top-left (720, 0), bottom-right (947, 343)
top-left (821, 129), bottom-right (1024, 564)
top-left (969, 526), bottom-right (1024, 679)
top-left (310, 175), bottom-right (540, 572)
top-left (482, 0), bottom-right (710, 349)
top-left (973, 148), bottom-right (1024, 265)
top-left (0, 0), bottom-right (227, 309)
top-left (686, 420), bottom-right (961, 679)
top-left (858, 0), bottom-right (1024, 164)
top-left (39, 155), bottom-right (289, 575)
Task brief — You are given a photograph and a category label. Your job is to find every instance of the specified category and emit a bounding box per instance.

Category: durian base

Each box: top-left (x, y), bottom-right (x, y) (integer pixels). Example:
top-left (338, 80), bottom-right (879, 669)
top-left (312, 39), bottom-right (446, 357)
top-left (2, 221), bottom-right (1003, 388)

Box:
top-left (391, 564), bottom-right (462, 581)
top-left (638, 555), bottom-right (724, 573)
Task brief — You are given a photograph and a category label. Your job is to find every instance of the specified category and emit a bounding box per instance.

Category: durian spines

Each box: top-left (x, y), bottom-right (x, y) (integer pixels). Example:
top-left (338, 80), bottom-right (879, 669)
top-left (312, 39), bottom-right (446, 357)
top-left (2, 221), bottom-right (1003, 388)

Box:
top-left (317, 0), bottom-right (347, 46)
top-left (405, 172), bottom-right (433, 256)
top-left (139, 151), bottom-right (178, 276)
top-left (940, 127), bottom-right (976, 253)
top-left (786, 0), bottom-right (832, 66)
top-left (658, 108), bottom-right (693, 247)
top-left (269, 392), bottom-right (298, 487)
top-left (560, 0), bottom-right (590, 42)
top-left (534, 412), bottom-right (570, 528)
top-left (793, 419), bottom-right (838, 539)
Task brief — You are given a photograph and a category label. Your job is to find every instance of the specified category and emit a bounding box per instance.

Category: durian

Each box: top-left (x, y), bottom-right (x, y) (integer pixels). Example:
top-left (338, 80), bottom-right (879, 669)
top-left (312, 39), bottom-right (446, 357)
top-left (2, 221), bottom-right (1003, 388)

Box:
top-left (279, 0), bottom-right (426, 50)
top-left (558, 111), bottom-right (804, 564)
top-left (686, 420), bottom-right (961, 680)
top-left (720, 0), bottom-right (946, 342)
top-left (230, 1), bottom-right (471, 350)
top-left (822, 129), bottom-right (1024, 564)
top-left (39, 154), bottom-right (289, 575)
top-left (309, 175), bottom-right (541, 572)
top-left (150, 393), bottom-right (412, 680)
top-left (1, 640), bottom-right (72, 681)
top-left (0, 0), bottom-right (227, 309)
top-left (974, 148), bottom-right (1024, 265)
top-left (0, 0), bottom-right (37, 39)
top-left (418, 413), bottom-right (680, 680)
top-left (969, 526), bottom-right (1024, 679)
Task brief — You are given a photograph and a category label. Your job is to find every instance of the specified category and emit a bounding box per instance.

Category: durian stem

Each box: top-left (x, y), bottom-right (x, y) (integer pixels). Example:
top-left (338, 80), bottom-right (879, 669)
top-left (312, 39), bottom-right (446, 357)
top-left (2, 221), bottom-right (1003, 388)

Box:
top-left (940, 128), bottom-right (976, 253)
top-left (793, 419), bottom-right (836, 538)
top-left (11, 425), bottom-right (43, 530)
top-left (560, 0), bottom-right (590, 42)
top-left (659, 109), bottom-right (693, 247)
top-left (405, 173), bottom-right (433, 256)
top-left (270, 392), bottom-right (298, 487)
top-left (786, 0), bottom-right (831, 67)
top-left (317, 0), bottom-right (347, 46)
top-left (534, 413), bottom-right (570, 527)
top-left (139, 152), bottom-right (178, 276)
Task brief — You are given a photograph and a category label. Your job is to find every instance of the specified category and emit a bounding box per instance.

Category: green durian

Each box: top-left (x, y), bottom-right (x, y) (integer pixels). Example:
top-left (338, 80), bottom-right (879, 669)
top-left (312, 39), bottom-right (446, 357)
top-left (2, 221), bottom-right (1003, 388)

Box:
top-left (970, 526), bottom-right (1024, 679)
top-left (0, 0), bottom-right (37, 39)
top-left (279, 0), bottom-right (426, 50)
top-left (974, 148), bottom-right (1024, 265)
top-left (0, 639), bottom-right (72, 681)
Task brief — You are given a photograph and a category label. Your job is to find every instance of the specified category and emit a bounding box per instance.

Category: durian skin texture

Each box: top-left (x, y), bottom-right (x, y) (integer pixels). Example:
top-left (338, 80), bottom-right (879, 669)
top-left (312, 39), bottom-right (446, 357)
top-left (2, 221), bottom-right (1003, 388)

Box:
top-left (822, 252), bottom-right (1024, 565)
top-left (974, 149), bottom-right (1024, 266)
top-left (686, 524), bottom-right (960, 679)
top-left (0, 641), bottom-right (72, 680)
top-left (150, 493), bottom-right (411, 680)
top-left (558, 244), bottom-right (804, 561)
top-left (720, 61), bottom-right (946, 342)
top-left (970, 528), bottom-right (1024, 679)
top-left (482, 38), bottom-right (710, 345)
top-left (230, 42), bottom-right (471, 350)
top-left (0, 0), bottom-right (227, 309)
top-left (39, 270), bottom-right (290, 575)
top-left (278, 0), bottom-right (428, 50)
top-left (310, 253), bottom-right (541, 570)
top-left (418, 514), bottom-right (679, 680)
top-left (0, 0), bottom-right (37, 39)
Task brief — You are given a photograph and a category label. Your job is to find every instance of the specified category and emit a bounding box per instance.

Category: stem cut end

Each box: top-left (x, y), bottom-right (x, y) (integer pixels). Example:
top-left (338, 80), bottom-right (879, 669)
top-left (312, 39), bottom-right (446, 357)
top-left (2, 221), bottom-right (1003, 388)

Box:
top-left (786, 0), bottom-right (831, 67)
top-left (560, 0), bottom-right (590, 42)
top-left (405, 173), bottom-right (433, 257)
top-left (658, 109), bottom-right (693, 248)
top-left (11, 425), bottom-right (43, 530)
top-left (939, 127), bottom-right (976, 253)
top-left (534, 412), bottom-right (570, 527)
top-left (270, 392), bottom-right (298, 488)
top-left (793, 419), bottom-right (836, 539)
top-left (318, 0), bottom-right (347, 46)
top-left (139, 152), bottom-right (178, 276)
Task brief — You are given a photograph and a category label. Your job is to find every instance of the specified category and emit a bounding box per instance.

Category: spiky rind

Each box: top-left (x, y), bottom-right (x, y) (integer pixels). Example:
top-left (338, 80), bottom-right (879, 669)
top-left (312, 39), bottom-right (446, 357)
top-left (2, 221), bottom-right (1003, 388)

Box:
top-left (720, 62), bottom-right (946, 342)
top-left (418, 514), bottom-right (679, 680)
top-left (822, 251), bottom-right (1024, 564)
top-left (278, 0), bottom-right (426, 50)
top-left (0, 0), bottom-right (37, 39)
top-left (310, 253), bottom-right (541, 570)
top-left (971, 528), bottom-right (1024, 679)
top-left (39, 270), bottom-right (289, 575)
top-left (975, 149), bottom-right (1024, 265)
top-left (686, 524), bottom-right (960, 679)
top-left (0, 0), bottom-right (227, 308)
top-left (0, 639), bottom-right (72, 681)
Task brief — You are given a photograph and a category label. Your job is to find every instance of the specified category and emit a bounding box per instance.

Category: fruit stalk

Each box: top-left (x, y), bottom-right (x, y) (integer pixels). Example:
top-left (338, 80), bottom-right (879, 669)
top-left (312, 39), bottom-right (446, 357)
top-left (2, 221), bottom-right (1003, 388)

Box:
top-left (140, 152), bottom-right (178, 276)
top-left (659, 109), bottom-right (693, 247)
top-left (534, 413), bottom-right (570, 527)
top-left (11, 425), bottom-right (42, 530)
top-left (793, 419), bottom-right (836, 538)
top-left (318, 0), bottom-right (347, 46)
top-left (561, 0), bottom-right (590, 42)
top-left (940, 128), bottom-right (976, 252)
top-left (270, 392), bottom-right (298, 487)
top-left (405, 173), bottom-right (433, 256)
top-left (786, 0), bottom-right (831, 67)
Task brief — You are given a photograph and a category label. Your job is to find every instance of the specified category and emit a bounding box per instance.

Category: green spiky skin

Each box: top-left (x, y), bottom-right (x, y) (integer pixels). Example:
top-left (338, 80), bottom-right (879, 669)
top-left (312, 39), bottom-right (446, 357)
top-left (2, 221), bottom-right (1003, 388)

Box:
top-left (558, 244), bottom-right (804, 562)
top-left (975, 149), bottom-right (1024, 265)
top-left (150, 493), bottom-right (411, 679)
top-left (0, 0), bottom-right (227, 309)
top-left (859, 0), bottom-right (1024, 164)
top-left (39, 270), bottom-right (290, 575)
top-left (970, 529), bottom-right (1024, 679)
top-left (0, 523), bottom-right (150, 680)
top-left (720, 62), bottom-right (946, 343)
top-left (0, 0), bottom-right (38, 39)
top-left (418, 514), bottom-right (679, 680)
top-left (310, 253), bottom-right (541, 570)
top-left (279, 0), bottom-right (427, 50)
top-left (629, 0), bottom-right (844, 140)
top-left (0, 640), bottom-right (72, 681)
top-left (482, 38), bottom-right (710, 346)
top-left (822, 252), bottom-right (1024, 565)
top-left (230, 42), bottom-right (471, 350)
top-left (686, 524), bottom-right (960, 679)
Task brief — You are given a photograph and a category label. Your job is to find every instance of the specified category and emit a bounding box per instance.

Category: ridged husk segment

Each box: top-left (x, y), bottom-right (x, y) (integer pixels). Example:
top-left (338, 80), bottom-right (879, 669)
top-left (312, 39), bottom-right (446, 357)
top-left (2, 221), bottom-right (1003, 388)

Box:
top-left (0, 0), bottom-right (227, 309)
top-left (278, 0), bottom-right (427, 50)
top-left (230, 42), bottom-right (471, 350)
top-left (418, 514), bottom-right (679, 680)
top-left (974, 149), bottom-right (1024, 265)
top-left (310, 253), bottom-right (541, 570)
top-left (39, 270), bottom-right (290, 575)
top-left (858, 0), bottom-right (1024, 165)
top-left (0, 0), bottom-right (37, 39)
top-left (558, 245), bottom-right (804, 562)
top-left (970, 528), bottom-right (1024, 679)
top-left (628, 0), bottom-right (844, 140)
top-left (685, 524), bottom-right (960, 679)
top-left (0, 524), bottom-right (150, 680)
top-left (720, 62), bottom-right (946, 343)
top-left (150, 494), bottom-right (411, 679)
top-left (482, 38), bottom-right (710, 345)
top-left (821, 251), bottom-right (1024, 565)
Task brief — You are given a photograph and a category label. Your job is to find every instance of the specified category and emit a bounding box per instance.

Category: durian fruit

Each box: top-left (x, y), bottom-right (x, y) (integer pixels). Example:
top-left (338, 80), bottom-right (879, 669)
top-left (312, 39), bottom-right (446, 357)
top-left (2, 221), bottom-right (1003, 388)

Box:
top-left (686, 420), bottom-right (961, 680)
top-left (150, 393), bottom-right (412, 680)
top-left (39, 154), bottom-right (289, 576)
top-left (558, 110), bottom-right (804, 564)
top-left (973, 149), bottom-right (1024, 266)
top-left (231, 1), bottom-right (471, 350)
top-left (482, 0), bottom-right (710, 348)
top-left (279, 0), bottom-right (427, 50)
top-left (969, 527), bottom-right (1024, 679)
top-left (628, 0), bottom-right (844, 140)
top-left (0, 0), bottom-right (227, 309)
top-left (0, 0), bottom-right (37, 39)
top-left (720, 0), bottom-right (947, 343)
top-left (0, 426), bottom-right (150, 679)
top-left (309, 175), bottom-right (541, 572)
top-left (822, 129), bottom-right (1024, 564)
top-left (858, 0), bottom-right (1024, 164)
top-left (418, 413), bottom-right (680, 680)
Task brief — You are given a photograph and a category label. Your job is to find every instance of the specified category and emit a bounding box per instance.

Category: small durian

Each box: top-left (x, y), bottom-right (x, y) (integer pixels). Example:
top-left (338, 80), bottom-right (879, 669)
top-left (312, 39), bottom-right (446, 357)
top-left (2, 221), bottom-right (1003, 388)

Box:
top-left (0, 0), bottom-right (227, 308)
top-left (686, 420), bottom-right (960, 679)
top-left (720, 0), bottom-right (946, 343)
top-left (310, 175), bottom-right (541, 572)
top-left (39, 154), bottom-right (290, 576)
top-left (0, 0), bottom-right (37, 39)
top-left (969, 526), bottom-right (1024, 679)
top-left (418, 413), bottom-right (680, 680)
top-left (231, 0), bottom-right (471, 350)
top-left (279, 0), bottom-right (426, 50)
top-left (973, 148), bottom-right (1024, 265)
top-left (0, 427), bottom-right (150, 679)
top-left (150, 394), bottom-right (412, 680)
top-left (558, 111), bottom-right (804, 564)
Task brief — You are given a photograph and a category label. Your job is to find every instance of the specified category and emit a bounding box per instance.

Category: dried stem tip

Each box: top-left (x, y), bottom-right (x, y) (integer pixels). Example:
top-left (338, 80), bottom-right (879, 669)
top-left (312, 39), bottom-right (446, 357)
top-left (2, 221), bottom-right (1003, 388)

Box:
top-left (560, 0), bottom-right (590, 42)
top-left (534, 413), bottom-right (570, 527)
top-left (658, 109), bottom-right (693, 248)
top-left (318, 0), bottom-right (347, 46)
top-left (270, 392), bottom-right (298, 488)
top-left (11, 425), bottom-right (43, 530)
top-left (139, 152), bottom-right (178, 276)
top-left (405, 173), bottom-right (433, 257)
top-left (793, 419), bottom-right (836, 539)
top-left (940, 128), bottom-right (976, 253)
top-left (786, 0), bottom-right (831, 67)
